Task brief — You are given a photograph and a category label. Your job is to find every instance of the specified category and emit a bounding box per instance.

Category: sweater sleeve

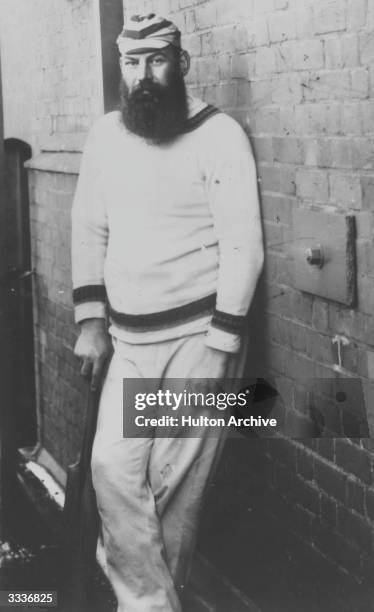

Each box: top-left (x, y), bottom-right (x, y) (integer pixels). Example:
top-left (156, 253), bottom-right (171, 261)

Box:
top-left (71, 123), bottom-right (109, 324)
top-left (202, 116), bottom-right (264, 353)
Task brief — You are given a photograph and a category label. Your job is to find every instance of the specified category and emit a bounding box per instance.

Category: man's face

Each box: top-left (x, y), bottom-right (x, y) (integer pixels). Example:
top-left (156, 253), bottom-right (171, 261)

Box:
top-left (120, 47), bottom-right (177, 93)
top-left (119, 45), bottom-right (188, 144)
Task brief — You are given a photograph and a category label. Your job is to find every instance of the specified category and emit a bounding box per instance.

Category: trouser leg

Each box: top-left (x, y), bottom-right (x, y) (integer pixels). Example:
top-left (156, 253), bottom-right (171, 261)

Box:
top-left (148, 333), bottom-right (247, 593)
top-left (91, 334), bottom-right (247, 611)
top-left (149, 433), bottom-right (226, 594)
top-left (91, 346), bottom-right (182, 612)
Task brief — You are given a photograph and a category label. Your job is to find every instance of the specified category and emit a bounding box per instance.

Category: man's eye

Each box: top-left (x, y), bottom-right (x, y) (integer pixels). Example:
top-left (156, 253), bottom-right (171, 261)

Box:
top-left (124, 60), bottom-right (137, 66)
top-left (151, 57), bottom-right (165, 65)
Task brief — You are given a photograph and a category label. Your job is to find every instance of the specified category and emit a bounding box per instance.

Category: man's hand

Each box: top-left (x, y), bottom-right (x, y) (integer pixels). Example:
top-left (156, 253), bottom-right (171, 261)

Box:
top-left (74, 318), bottom-right (112, 391)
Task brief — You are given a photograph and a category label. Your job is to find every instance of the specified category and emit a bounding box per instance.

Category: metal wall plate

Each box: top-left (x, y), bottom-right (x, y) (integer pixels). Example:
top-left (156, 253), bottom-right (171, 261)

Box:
top-left (289, 209), bottom-right (356, 306)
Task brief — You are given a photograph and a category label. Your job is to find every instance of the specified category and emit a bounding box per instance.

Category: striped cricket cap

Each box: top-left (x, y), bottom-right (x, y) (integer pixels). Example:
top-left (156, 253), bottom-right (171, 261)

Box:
top-left (117, 14), bottom-right (181, 54)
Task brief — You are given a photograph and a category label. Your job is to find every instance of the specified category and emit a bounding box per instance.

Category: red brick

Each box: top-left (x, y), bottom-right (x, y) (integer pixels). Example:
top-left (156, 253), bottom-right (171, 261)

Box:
top-left (296, 445), bottom-right (315, 480)
top-left (314, 458), bottom-right (347, 502)
top-left (265, 283), bottom-right (290, 317)
top-left (267, 341), bottom-right (286, 374)
top-left (319, 493), bottom-right (337, 528)
top-left (306, 331), bottom-right (333, 365)
top-left (329, 304), bottom-right (374, 345)
top-left (270, 437), bottom-right (297, 468)
top-left (365, 487), bottom-right (374, 521)
top-left (317, 439), bottom-right (334, 462)
top-left (283, 350), bottom-right (314, 382)
top-left (285, 408), bottom-right (316, 437)
top-left (312, 519), bottom-right (364, 579)
top-left (289, 290), bottom-right (313, 325)
top-left (335, 438), bottom-right (372, 484)
top-left (366, 350), bottom-right (374, 379)
top-left (346, 477), bottom-right (365, 515)
top-left (312, 300), bottom-right (329, 333)
top-left (294, 478), bottom-right (320, 515)
top-left (337, 506), bottom-right (373, 554)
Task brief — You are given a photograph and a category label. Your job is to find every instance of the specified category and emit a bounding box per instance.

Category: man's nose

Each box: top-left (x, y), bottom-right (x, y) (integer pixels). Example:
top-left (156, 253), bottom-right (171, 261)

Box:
top-left (136, 60), bottom-right (152, 82)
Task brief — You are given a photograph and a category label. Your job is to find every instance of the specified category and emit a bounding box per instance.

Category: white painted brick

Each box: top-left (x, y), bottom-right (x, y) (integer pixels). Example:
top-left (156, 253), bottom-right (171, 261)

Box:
top-left (313, 0), bottom-right (347, 35)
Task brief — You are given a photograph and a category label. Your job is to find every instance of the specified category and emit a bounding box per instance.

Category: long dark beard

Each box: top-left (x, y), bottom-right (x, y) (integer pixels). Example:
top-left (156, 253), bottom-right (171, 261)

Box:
top-left (119, 71), bottom-right (188, 144)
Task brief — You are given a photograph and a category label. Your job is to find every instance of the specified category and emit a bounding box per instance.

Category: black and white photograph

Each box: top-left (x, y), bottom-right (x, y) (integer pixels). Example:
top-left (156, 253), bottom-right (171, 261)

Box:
top-left (0, 1), bottom-right (374, 611)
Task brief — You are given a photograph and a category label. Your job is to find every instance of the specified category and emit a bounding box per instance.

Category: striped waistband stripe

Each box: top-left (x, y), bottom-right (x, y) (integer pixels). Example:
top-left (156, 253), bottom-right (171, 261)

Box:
top-left (109, 293), bottom-right (217, 330)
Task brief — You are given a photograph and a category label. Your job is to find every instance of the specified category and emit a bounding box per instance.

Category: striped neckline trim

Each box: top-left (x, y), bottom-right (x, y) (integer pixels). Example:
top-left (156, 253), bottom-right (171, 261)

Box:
top-left (182, 104), bottom-right (221, 134)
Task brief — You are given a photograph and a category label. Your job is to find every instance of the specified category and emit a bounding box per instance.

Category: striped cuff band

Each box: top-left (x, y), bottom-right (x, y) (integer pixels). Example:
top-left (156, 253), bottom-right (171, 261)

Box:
top-left (210, 309), bottom-right (246, 335)
top-left (73, 285), bottom-right (107, 305)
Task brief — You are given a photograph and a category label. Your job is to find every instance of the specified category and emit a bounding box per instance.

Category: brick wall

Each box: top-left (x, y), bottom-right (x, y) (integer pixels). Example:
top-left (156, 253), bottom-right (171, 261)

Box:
top-left (26, 156), bottom-right (87, 468)
top-left (121, 0), bottom-right (374, 580)
top-left (0, 0), bottom-right (103, 154)
top-left (0, 0), bottom-right (104, 466)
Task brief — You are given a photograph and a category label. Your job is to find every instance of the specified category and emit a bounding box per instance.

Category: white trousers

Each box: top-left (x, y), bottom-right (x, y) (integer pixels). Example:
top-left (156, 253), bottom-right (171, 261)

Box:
top-left (91, 333), bottom-right (245, 612)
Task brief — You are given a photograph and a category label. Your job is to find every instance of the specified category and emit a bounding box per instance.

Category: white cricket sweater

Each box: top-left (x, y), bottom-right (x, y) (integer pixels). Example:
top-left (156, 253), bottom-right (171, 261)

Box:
top-left (71, 96), bottom-right (262, 353)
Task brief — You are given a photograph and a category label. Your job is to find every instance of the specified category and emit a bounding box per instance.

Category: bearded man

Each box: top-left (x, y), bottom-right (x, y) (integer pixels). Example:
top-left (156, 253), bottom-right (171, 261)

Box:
top-left (71, 13), bottom-right (263, 612)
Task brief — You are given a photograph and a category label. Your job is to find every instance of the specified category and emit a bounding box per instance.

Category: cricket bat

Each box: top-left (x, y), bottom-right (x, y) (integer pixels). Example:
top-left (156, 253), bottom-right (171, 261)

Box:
top-left (60, 388), bottom-right (101, 612)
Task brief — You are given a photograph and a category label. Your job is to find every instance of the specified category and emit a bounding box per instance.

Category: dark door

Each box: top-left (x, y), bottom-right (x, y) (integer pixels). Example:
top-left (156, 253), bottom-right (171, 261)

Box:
top-left (0, 130), bottom-right (37, 535)
top-left (3, 138), bottom-right (37, 449)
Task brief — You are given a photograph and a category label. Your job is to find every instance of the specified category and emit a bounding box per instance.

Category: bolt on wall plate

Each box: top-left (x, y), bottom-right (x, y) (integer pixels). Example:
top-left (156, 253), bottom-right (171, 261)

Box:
top-left (289, 210), bottom-right (356, 306)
